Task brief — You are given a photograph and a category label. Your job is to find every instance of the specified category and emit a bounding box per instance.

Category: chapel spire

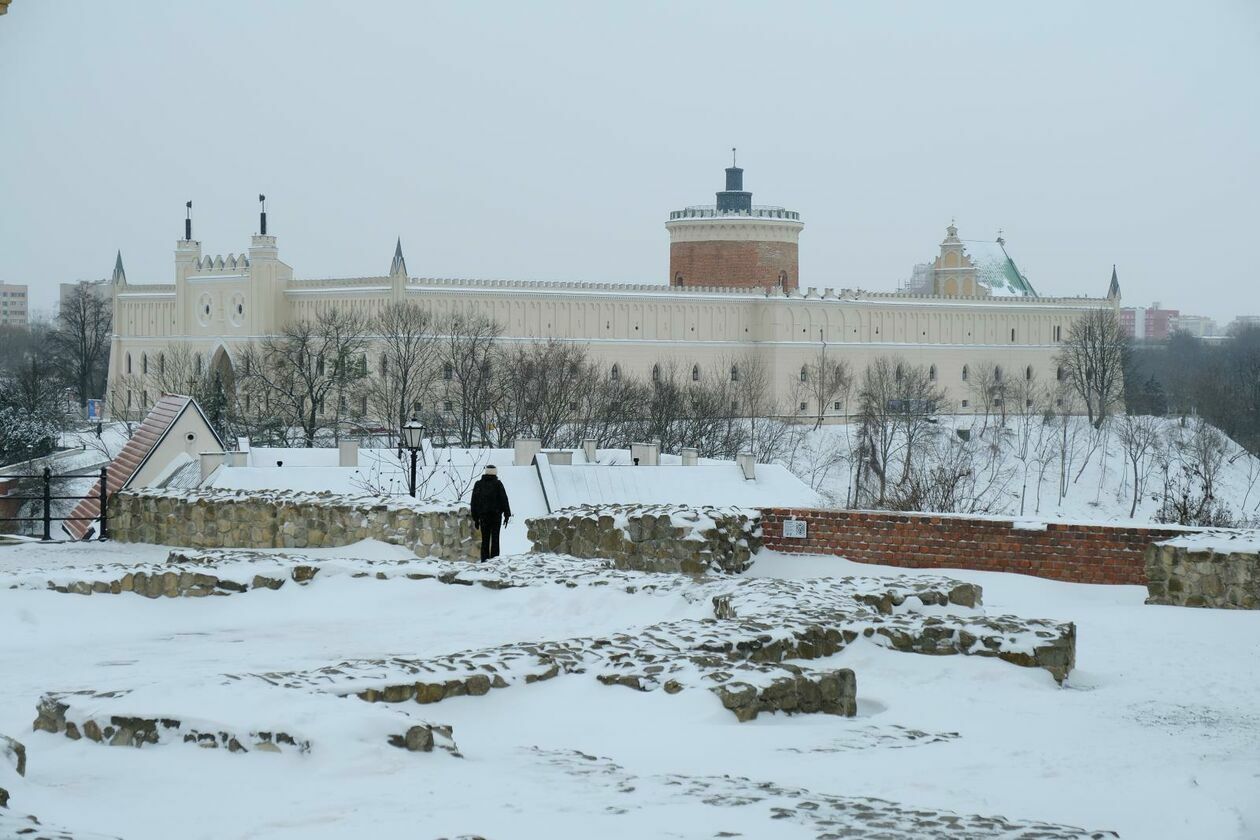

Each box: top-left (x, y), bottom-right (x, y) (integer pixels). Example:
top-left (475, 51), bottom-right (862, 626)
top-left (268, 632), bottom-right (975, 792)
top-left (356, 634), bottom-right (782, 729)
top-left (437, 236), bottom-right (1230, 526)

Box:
top-left (1108, 264), bottom-right (1121, 300)
top-left (390, 238), bottom-right (408, 277)
top-left (111, 250), bottom-right (126, 285)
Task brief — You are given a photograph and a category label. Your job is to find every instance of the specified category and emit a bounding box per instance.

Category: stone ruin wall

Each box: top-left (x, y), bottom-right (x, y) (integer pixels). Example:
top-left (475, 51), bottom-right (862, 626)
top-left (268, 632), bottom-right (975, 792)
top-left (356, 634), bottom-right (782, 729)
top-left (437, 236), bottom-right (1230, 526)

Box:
top-left (1145, 540), bottom-right (1260, 609)
top-left (108, 489), bottom-right (480, 562)
top-left (527, 504), bottom-right (762, 575)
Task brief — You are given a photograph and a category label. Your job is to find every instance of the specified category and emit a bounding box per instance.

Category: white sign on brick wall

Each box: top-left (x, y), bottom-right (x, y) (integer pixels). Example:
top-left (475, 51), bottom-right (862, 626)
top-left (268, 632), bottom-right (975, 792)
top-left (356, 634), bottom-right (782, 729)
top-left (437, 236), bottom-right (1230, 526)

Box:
top-left (783, 518), bottom-right (808, 539)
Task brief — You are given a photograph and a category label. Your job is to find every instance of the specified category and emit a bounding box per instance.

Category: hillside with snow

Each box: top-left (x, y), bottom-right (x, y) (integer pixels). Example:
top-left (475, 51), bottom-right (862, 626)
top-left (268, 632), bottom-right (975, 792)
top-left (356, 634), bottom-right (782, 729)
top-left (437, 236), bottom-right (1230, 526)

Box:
top-left (780, 415), bottom-right (1260, 527)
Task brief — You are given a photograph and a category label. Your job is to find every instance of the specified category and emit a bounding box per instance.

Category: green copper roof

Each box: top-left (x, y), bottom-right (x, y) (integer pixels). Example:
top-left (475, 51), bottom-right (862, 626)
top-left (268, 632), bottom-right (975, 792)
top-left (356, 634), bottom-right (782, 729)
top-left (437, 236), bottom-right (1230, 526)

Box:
top-left (960, 239), bottom-right (1038, 297)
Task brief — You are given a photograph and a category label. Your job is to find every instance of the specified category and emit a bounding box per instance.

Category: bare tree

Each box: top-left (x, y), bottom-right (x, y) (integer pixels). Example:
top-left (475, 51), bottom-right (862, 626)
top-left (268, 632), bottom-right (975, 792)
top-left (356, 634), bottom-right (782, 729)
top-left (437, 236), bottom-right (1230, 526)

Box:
top-left (1057, 307), bottom-right (1127, 429)
top-left (434, 313), bottom-right (501, 447)
top-left (53, 284), bottom-right (112, 410)
top-left (367, 303), bottom-right (440, 444)
top-left (855, 358), bottom-right (901, 505)
top-left (797, 334), bottom-right (853, 430)
top-left (1116, 413), bottom-right (1162, 517)
top-left (498, 341), bottom-right (595, 447)
top-left (239, 308), bottom-right (369, 447)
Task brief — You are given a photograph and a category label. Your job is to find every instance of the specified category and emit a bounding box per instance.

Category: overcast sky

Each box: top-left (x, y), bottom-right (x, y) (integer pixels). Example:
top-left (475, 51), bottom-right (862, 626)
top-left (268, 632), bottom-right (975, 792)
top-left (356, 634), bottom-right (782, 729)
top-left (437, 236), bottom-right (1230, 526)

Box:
top-left (1, 1), bottom-right (1257, 323)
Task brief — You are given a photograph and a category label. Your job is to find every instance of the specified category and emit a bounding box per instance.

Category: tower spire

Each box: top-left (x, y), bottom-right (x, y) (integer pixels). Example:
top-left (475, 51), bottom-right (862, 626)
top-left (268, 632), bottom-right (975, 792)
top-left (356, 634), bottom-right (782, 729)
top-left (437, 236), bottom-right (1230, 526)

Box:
top-left (259, 193), bottom-right (267, 235)
top-left (390, 237), bottom-right (408, 277)
top-left (184, 200), bottom-right (193, 241)
top-left (1107, 264), bottom-right (1121, 300)
top-left (111, 250), bottom-right (126, 285)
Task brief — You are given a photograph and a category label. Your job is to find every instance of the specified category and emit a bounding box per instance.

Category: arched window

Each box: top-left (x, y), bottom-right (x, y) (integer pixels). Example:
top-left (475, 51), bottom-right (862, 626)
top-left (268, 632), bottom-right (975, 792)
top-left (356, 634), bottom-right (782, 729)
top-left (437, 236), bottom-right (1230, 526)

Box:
top-left (380, 355), bottom-right (388, 377)
top-left (443, 362), bottom-right (454, 381)
top-left (929, 364), bottom-right (937, 382)
top-left (316, 355), bottom-right (325, 377)
top-left (125, 353), bottom-right (132, 374)
top-left (961, 364), bottom-right (969, 382)
top-left (777, 270), bottom-right (787, 287)
top-left (1056, 366), bottom-right (1066, 382)
top-left (674, 272), bottom-right (684, 284)
top-left (358, 353), bottom-right (368, 377)
top-left (799, 366), bottom-right (808, 383)
top-left (159, 353), bottom-right (165, 375)
top-left (610, 363), bottom-right (621, 381)
top-left (1011, 328), bottom-right (1017, 342)
top-left (730, 365), bottom-right (739, 383)
top-left (243, 355), bottom-right (251, 376)
top-left (1025, 365), bottom-right (1033, 381)
top-left (994, 365), bottom-right (1003, 383)
top-left (194, 354), bottom-right (203, 376)
top-left (691, 364), bottom-right (700, 382)
top-left (895, 364), bottom-right (904, 382)
top-left (141, 353), bottom-right (148, 375)
top-left (651, 364), bottom-right (661, 383)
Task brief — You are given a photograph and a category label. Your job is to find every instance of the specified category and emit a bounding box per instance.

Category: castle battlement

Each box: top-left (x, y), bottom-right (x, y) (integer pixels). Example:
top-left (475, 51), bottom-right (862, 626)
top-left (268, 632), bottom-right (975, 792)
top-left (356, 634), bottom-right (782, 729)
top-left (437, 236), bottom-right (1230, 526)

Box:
top-left (194, 253), bottom-right (250, 272)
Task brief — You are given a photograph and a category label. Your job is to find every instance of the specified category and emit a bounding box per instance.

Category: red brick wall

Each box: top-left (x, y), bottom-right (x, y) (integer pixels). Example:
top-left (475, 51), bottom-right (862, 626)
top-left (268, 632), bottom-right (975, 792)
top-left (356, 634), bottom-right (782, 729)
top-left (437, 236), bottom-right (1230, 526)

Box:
top-left (761, 508), bottom-right (1189, 585)
top-left (670, 240), bottom-right (798, 291)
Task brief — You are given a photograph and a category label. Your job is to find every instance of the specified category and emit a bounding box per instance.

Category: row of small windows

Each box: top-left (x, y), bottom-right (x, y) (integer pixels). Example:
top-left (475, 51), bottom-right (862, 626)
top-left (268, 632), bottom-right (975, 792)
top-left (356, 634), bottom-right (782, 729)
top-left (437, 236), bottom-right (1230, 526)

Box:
top-left (124, 350), bottom-right (1070, 394)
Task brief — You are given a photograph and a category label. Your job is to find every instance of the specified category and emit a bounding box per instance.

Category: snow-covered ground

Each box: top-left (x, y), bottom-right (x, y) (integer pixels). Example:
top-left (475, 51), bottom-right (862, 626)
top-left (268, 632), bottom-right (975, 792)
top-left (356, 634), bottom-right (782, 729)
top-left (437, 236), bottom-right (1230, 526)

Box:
top-left (2, 538), bottom-right (1258, 838)
top-left (783, 415), bottom-right (1260, 526)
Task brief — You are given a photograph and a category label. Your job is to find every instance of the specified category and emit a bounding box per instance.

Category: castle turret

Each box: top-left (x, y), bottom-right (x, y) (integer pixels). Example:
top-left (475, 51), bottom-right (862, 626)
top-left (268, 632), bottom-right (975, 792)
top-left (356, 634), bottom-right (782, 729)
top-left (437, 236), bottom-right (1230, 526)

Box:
top-left (665, 156), bottom-right (803, 292)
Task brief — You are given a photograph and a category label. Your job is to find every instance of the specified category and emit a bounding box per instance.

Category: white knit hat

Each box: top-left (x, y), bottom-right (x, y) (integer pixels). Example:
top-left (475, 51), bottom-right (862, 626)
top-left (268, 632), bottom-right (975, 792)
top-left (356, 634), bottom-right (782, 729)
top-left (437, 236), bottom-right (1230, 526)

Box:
top-left (484, 465), bottom-right (498, 475)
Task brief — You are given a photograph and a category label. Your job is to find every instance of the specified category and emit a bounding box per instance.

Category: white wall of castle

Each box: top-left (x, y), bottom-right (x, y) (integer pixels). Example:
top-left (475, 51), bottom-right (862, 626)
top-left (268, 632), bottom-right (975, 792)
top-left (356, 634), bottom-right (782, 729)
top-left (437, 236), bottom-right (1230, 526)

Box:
top-left (108, 235), bottom-right (1114, 419)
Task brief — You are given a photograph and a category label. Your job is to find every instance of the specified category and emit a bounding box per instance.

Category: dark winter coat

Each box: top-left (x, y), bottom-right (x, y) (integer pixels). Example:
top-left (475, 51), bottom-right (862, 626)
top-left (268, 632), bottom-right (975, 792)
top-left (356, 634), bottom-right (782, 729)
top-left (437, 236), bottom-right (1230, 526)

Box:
top-left (470, 475), bottom-right (511, 521)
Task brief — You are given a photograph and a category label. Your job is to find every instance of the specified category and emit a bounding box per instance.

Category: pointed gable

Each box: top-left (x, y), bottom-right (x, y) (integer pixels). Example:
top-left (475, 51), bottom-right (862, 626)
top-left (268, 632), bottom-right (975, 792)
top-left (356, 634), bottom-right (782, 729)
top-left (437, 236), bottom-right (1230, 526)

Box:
top-left (64, 395), bottom-right (223, 539)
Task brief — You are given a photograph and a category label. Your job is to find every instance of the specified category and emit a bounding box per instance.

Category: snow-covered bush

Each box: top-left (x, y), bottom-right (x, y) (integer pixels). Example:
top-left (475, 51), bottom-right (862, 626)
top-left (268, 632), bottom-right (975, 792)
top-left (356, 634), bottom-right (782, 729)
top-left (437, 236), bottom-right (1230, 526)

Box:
top-left (0, 406), bottom-right (59, 465)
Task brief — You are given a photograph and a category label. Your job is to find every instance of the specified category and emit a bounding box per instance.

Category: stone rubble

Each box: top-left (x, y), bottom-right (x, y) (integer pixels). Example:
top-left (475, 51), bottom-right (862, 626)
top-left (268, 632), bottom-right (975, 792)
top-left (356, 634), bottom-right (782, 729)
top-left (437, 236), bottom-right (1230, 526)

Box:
top-left (527, 746), bottom-right (1118, 839)
top-left (234, 551), bottom-right (1074, 723)
top-left (30, 692), bottom-right (460, 758)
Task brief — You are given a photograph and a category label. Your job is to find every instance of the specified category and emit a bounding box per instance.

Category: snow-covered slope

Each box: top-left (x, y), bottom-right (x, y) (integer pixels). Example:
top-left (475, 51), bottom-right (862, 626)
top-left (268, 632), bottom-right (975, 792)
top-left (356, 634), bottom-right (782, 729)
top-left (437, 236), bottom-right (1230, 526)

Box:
top-left (780, 415), bottom-right (1260, 526)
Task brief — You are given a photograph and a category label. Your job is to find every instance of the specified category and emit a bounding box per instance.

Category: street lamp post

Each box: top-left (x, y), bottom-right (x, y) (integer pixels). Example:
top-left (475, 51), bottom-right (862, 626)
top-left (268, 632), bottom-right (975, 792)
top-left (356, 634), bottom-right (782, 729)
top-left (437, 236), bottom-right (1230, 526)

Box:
top-left (401, 416), bottom-right (426, 497)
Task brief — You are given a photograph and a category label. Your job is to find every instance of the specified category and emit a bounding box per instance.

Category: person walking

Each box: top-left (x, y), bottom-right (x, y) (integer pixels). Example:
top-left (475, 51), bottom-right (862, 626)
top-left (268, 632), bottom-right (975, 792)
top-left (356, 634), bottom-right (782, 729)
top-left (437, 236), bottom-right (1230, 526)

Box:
top-left (470, 465), bottom-right (511, 561)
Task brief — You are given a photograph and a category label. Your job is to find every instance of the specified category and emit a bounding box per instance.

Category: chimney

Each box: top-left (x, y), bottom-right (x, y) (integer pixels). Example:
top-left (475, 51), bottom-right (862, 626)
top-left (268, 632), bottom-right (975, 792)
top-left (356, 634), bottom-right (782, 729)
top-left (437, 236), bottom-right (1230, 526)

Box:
top-left (631, 442), bottom-right (659, 466)
top-left (681, 447), bottom-right (699, 466)
top-left (227, 451), bottom-right (248, 468)
top-left (514, 438), bottom-right (541, 466)
top-left (582, 439), bottom-right (597, 463)
top-left (736, 452), bottom-right (756, 480)
top-left (198, 451), bottom-right (225, 483)
top-left (338, 439), bottom-right (359, 467)
top-left (544, 450), bottom-right (573, 466)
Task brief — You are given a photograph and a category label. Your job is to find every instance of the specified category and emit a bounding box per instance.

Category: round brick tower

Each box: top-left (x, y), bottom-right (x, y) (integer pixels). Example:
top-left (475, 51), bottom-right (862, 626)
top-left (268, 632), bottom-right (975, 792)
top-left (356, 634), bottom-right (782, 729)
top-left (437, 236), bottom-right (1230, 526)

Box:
top-left (666, 160), bottom-right (803, 291)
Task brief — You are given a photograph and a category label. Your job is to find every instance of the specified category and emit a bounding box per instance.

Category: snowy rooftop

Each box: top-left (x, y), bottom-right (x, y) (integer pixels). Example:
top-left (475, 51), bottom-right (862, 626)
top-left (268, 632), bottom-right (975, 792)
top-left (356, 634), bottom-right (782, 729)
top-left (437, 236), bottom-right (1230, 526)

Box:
top-left (960, 239), bottom-right (1038, 297)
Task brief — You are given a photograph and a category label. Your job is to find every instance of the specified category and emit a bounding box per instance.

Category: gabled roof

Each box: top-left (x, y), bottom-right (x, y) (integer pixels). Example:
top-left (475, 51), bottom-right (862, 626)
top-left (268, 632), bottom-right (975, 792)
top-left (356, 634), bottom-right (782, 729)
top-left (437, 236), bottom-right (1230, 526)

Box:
top-left (64, 395), bottom-right (222, 539)
top-left (961, 239), bottom-right (1038, 297)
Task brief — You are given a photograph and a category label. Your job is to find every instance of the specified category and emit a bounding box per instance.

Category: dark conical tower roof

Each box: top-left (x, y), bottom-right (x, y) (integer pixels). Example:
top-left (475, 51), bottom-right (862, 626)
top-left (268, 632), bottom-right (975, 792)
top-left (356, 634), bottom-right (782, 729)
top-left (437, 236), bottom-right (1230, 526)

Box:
top-left (1108, 265), bottom-right (1121, 300)
top-left (111, 250), bottom-right (126, 284)
top-left (390, 238), bottom-right (407, 277)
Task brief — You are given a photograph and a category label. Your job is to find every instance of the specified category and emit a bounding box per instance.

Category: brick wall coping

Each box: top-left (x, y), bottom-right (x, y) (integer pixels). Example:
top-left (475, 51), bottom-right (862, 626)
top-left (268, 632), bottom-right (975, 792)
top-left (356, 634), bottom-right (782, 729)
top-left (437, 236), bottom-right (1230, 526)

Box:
top-left (763, 507), bottom-right (1206, 535)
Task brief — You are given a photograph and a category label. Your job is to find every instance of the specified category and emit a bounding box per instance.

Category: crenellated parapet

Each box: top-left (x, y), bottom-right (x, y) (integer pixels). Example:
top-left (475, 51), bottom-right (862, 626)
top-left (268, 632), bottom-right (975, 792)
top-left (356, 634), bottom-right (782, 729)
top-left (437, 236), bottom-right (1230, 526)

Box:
top-left (194, 253), bottom-right (251, 272)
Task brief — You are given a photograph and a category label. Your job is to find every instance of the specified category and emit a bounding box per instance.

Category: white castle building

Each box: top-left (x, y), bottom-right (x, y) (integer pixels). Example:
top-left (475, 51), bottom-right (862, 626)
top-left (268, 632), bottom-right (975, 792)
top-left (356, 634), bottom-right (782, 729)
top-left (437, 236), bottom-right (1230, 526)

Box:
top-left (106, 165), bottom-right (1118, 420)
